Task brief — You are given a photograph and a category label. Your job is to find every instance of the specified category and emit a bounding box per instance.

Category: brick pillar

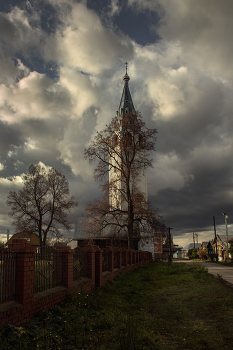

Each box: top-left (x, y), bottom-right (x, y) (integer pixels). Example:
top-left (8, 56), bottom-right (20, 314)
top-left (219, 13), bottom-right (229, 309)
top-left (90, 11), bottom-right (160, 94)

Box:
top-left (84, 245), bottom-right (95, 284)
top-left (8, 239), bottom-right (36, 305)
top-left (56, 246), bottom-right (74, 290)
top-left (95, 246), bottom-right (103, 287)
top-left (106, 247), bottom-right (114, 273)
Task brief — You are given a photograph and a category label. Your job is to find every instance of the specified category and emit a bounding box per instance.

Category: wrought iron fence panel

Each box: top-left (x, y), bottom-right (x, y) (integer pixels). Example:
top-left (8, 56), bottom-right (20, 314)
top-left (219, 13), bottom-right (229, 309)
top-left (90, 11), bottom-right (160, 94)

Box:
top-left (121, 251), bottom-right (125, 266)
top-left (113, 249), bottom-right (118, 268)
top-left (127, 251), bottom-right (130, 265)
top-left (102, 249), bottom-right (109, 272)
top-left (0, 249), bottom-right (16, 304)
top-left (34, 245), bottom-right (62, 293)
top-left (73, 247), bottom-right (87, 280)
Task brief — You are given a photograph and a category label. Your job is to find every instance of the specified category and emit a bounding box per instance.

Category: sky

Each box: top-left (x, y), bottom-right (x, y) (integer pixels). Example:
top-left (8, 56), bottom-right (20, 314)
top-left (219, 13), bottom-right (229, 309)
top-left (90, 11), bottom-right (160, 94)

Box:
top-left (1, 0), bottom-right (233, 247)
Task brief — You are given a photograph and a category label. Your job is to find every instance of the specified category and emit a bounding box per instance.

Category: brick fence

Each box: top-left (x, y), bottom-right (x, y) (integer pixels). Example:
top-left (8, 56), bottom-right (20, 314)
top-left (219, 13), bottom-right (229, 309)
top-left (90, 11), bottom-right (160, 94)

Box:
top-left (0, 239), bottom-right (152, 328)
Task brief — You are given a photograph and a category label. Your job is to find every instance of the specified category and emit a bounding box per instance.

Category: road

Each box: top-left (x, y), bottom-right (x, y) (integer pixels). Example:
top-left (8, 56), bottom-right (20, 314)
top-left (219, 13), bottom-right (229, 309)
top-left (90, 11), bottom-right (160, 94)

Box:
top-left (174, 260), bottom-right (233, 286)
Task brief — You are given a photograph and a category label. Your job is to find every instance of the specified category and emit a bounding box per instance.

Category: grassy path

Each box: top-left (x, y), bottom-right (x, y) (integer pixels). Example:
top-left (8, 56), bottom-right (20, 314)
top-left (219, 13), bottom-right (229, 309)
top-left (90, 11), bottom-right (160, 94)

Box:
top-left (1, 262), bottom-right (233, 349)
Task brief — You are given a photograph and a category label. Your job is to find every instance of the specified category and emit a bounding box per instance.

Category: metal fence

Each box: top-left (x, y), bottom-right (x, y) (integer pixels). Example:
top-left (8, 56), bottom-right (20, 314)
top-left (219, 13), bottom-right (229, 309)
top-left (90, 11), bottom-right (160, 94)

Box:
top-left (0, 248), bottom-right (16, 304)
top-left (102, 249), bottom-right (109, 272)
top-left (34, 245), bottom-right (62, 293)
top-left (121, 251), bottom-right (125, 266)
top-left (73, 247), bottom-right (87, 280)
top-left (113, 249), bottom-right (118, 268)
top-left (127, 251), bottom-right (130, 265)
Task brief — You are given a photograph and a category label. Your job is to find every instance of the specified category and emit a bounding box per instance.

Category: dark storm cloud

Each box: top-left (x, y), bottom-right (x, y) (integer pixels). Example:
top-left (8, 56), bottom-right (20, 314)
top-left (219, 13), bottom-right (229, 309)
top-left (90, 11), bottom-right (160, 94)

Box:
top-left (1, 0), bottom-right (233, 247)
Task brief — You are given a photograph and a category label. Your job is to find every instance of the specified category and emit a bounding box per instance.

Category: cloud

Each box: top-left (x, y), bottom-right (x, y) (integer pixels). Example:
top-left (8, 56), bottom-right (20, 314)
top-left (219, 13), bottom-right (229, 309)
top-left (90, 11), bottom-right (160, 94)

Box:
top-left (0, 176), bottom-right (24, 188)
top-left (1, 0), bottom-right (233, 242)
top-left (148, 152), bottom-right (194, 194)
top-left (44, 2), bottom-right (133, 75)
top-left (129, 0), bottom-right (233, 80)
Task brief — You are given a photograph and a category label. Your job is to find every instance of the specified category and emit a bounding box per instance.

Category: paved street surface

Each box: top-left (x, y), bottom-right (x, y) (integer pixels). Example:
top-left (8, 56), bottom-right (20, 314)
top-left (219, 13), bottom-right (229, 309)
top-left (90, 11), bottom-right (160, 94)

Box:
top-left (174, 260), bottom-right (233, 286)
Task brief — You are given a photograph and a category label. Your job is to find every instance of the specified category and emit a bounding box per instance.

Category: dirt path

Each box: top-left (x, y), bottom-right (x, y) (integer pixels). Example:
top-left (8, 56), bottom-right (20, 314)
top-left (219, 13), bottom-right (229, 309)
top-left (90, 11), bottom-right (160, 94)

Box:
top-left (174, 260), bottom-right (233, 286)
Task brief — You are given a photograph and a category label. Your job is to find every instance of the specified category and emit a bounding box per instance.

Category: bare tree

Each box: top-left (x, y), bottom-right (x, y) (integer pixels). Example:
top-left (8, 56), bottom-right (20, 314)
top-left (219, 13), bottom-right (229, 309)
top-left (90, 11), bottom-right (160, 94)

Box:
top-left (84, 111), bottom-right (165, 249)
top-left (7, 164), bottom-right (78, 247)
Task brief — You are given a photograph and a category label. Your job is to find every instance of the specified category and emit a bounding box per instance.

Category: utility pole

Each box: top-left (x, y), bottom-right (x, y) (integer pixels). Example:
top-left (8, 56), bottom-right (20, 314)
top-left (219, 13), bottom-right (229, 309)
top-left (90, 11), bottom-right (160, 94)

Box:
top-left (222, 212), bottom-right (229, 263)
top-left (168, 227), bottom-right (173, 265)
top-left (195, 233), bottom-right (198, 250)
top-left (213, 216), bottom-right (218, 262)
top-left (193, 231), bottom-right (195, 249)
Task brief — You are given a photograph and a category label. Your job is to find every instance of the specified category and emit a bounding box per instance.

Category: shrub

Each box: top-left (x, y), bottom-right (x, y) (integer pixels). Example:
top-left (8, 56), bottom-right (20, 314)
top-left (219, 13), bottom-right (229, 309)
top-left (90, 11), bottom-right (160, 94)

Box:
top-left (188, 248), bottom-right (199, 259)
top-left (198, 250), bottom-right (207, 260)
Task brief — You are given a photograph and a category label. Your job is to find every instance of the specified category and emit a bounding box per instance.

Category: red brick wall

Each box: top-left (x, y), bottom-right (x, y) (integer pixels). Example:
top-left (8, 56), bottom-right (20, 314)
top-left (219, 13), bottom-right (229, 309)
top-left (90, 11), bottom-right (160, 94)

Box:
top-left (0, 239), bottom-right (152, 328)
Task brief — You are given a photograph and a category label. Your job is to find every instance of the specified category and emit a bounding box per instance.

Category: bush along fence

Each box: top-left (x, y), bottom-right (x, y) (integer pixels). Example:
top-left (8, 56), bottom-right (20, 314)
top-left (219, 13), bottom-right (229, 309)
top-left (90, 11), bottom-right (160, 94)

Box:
top-left (0, 239), bottom-right (152, 328)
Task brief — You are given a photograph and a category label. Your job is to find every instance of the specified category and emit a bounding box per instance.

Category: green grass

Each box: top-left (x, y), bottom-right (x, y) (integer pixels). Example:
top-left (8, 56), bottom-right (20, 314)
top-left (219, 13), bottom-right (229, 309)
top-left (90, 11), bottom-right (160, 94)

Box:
top-left (1, 261), bottom-right (233, 349)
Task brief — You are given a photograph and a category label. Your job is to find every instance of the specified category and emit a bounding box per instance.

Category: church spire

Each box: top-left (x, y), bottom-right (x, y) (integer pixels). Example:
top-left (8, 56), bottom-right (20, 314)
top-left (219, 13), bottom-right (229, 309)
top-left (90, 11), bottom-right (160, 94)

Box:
top-left (117, 63), bottom-right (135, 117)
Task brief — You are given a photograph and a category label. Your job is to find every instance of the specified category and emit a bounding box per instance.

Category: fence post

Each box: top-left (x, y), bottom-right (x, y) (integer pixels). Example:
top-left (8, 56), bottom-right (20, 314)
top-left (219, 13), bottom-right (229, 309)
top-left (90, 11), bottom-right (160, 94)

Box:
top-left (95, 246), bottom-right (103, 287)
top-left (56, 246), bottom-right (74, 290)
top-left (8, 239), bottom-right (35, 305)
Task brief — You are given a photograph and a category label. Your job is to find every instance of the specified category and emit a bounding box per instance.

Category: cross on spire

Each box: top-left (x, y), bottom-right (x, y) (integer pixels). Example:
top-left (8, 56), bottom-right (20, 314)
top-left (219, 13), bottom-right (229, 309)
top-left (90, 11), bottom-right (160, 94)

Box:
top-left (125, 62), bottom-right (128, 74)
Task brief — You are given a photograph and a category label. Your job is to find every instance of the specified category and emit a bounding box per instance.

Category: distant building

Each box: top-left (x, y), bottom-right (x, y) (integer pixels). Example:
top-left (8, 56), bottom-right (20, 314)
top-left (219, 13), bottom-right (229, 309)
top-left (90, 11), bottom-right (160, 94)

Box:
top-left (173, 246), bottom-right (183, 259)
top-left (6, 231), bottom-right (40, 248)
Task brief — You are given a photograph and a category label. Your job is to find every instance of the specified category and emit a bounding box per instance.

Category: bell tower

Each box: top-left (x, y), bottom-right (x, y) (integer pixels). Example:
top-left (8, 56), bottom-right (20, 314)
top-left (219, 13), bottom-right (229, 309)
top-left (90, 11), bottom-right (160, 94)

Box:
top-left (109, 65), bottom-right (148, 210)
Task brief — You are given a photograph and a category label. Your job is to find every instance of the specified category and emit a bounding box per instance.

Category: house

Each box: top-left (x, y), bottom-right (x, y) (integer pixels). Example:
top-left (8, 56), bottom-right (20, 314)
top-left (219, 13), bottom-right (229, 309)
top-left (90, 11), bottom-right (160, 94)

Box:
top-left (201, 240), bottom-right (214, 254)
top-left (173, 246), bottom-right (183, 259)
top-left (206, 241), bottom-right (213, 254)
top-left (6, 231), bottom-right (40, 248)
top-left (201, 241), bottom-right (209, 249)
top-left (212, 235), bottom-right (225, 261)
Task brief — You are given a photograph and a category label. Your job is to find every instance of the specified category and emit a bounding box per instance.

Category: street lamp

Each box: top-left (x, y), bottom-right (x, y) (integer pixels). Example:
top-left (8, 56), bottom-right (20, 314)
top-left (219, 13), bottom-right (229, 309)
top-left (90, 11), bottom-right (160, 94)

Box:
top-left (222, 212), bottom-right (229, 263)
